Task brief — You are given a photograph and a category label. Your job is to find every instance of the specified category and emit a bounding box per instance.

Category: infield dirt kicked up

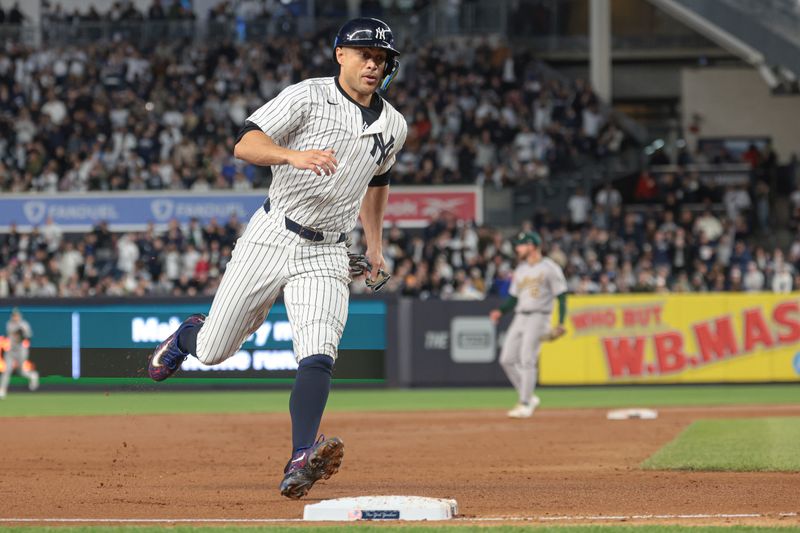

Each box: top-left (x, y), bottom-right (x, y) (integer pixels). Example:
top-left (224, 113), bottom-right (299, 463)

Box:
top-left (1, 405), bottom-right (799, 527)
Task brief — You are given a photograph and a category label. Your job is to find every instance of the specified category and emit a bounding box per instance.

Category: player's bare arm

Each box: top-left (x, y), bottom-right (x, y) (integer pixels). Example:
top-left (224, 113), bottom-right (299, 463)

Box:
top-left (234, 130), bottom-right (338, 176)
top-left (359, 184), bottom-right (389, 279)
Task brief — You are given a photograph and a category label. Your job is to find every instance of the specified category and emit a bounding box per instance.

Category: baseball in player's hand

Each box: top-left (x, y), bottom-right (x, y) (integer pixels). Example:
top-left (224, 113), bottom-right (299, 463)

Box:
top-left (287, 149), bottom-right (338, 176)
top-left (489, 309), bottom-right (502, 324)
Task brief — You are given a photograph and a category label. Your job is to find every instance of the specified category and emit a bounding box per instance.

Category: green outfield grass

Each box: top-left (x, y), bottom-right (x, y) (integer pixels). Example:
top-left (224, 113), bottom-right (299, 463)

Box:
top-left (2, 525), bottom-right (800, 532)
top-left (642, 417), bottom-right (800, 472)
top-left (0, 383), bottom-right (798, 418)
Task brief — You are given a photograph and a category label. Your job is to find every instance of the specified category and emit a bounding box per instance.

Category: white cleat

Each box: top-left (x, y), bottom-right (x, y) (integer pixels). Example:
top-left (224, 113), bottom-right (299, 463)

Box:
top-left (506, 403), bottom-right (524, 417)
top-left (29, 372), bottom-right (39, 392)
top-left (506, 395), bottom-right (542, 418)
top-left (507, 402), bottom-right (535, 418)
top-left (0, 390), bottom-right (6, 400)
top-left (531, 394), bottom-right (541, 409)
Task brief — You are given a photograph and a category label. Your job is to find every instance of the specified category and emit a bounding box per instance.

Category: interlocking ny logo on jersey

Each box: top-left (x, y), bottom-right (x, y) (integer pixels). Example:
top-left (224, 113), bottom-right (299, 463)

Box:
top-left (370, 132), bottom-right (395, 166)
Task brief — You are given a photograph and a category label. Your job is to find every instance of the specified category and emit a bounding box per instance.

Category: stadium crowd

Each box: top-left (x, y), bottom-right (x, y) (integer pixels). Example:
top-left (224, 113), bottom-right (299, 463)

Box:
top-left (1, 184), bottom-right (797, 299)
top-left (1, 3), bottom-right (796, 299)
top-left (0, 27), bottom-right (623, 193)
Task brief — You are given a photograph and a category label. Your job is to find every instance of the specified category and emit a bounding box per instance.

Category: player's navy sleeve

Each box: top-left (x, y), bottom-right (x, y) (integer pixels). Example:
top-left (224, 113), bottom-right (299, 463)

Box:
top-left (235, 121), bottom-right (262, 144)
top-left (368, 171), bottom-right (390, 187)
top-left (246, 82), bottom-right (309, 143)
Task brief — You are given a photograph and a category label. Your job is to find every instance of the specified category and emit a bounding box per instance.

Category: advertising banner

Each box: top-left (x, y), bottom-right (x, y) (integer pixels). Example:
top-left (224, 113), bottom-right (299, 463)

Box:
top-left (404, 299), bottom-right (508, 386)
top-left (0, 301), bottom-right (386, 380)
top-left (0, 192), bottom-right (266, 232)
top-left (0, 186), bottom-right (482, 232)
top-left (542, 293), bottom-right (800, 384)
top-left (384, 186), bottom-right (483, 226)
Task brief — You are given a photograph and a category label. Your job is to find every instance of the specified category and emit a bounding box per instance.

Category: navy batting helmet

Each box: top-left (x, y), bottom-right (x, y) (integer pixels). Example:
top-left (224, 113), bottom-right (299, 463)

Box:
top-left (333, 17), bottom-right (400, 90)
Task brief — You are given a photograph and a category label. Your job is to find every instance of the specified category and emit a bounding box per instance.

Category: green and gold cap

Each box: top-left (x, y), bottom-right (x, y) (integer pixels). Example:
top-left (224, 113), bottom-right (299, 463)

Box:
top-left (513, 231), bottom-right (541, 246)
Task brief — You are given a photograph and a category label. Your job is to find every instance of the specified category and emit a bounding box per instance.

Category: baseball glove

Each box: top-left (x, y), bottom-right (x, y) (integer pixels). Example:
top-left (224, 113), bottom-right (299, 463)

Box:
top-left (541, 325), bottom-right (566, 342)
top-left (348, 252), bottom-right (371, 278)
top-left (365, 269), bottom-right (391, 292)
top-left (347, 253), bottom-right (391, 292)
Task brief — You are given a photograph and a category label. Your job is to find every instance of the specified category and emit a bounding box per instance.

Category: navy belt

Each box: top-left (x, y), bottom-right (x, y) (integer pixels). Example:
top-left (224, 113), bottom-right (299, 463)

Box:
top-left (263, 199), bottom-right (346, 243)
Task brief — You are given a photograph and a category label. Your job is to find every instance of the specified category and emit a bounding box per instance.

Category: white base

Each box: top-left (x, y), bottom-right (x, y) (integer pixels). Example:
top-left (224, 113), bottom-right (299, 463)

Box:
top-left (303, 495), bottom-right (458, 521)
top-left (607, 408), bottom-right (659, 420)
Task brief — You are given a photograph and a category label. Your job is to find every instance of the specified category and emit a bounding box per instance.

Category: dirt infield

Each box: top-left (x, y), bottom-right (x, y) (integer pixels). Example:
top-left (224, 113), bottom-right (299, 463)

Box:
top-left (1, 405), bottom-right (799, 525)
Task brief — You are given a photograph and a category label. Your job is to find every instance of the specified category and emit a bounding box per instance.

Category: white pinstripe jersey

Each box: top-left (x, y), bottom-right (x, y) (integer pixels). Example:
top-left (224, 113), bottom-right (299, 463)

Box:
top-left (247, 77), bottom-right (408, 233)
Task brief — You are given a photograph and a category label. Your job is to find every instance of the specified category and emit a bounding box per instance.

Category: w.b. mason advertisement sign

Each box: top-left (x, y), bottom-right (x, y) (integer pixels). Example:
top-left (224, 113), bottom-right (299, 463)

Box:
top-left (406, 294), bottom-right (800, 386)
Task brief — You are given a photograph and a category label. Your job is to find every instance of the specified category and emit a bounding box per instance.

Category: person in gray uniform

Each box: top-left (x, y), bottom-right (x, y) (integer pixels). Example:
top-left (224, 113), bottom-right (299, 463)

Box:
top-left (490, 232), bottom-right (567, 418)
top-left (1, 308), bottom-right (39, 399)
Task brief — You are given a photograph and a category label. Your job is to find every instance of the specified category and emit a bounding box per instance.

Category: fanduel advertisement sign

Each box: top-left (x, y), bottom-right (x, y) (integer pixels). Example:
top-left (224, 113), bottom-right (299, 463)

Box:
top-left (0, 192), bottom-right (267, 231)
top-left (0, 187), bottom-right (482, 231)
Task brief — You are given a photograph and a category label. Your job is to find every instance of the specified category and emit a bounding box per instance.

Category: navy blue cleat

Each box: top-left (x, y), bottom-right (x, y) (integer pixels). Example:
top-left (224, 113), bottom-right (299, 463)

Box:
top-left (280, 435), bottom-right (344, 500)
top-left (147, 314), bottom-right (205, 382)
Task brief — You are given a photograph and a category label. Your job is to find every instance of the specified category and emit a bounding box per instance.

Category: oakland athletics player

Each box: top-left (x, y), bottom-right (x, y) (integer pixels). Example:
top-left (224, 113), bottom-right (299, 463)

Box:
top-left (489, 232), bottom-right (567, 418)
top-left (0, 308), bottom-right (39, 399)
top-left (146, 17), bottom-right (406, 500)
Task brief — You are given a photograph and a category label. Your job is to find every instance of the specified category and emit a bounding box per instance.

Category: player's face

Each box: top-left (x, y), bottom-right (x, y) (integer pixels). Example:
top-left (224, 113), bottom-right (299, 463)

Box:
top-left (337, 46), bottom-right (388, 96)
top-left (515, 243), bottom-right (532, 259)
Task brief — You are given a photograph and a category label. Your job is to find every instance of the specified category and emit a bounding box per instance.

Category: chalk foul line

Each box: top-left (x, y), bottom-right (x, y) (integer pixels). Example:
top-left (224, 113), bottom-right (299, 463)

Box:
top-left (0, 512), bottom-right (797, 523)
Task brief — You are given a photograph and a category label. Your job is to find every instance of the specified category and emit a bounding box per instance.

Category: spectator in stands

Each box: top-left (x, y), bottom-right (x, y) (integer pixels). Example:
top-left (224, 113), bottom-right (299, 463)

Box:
top-left (41, 217), bottom-right (63, 253)
top-left (0, 34), bottom-right (624, 194)
top-left (595, 181), bottom-right (622, 211)
top-left (649, 147), bottom-right (670, 166)
top-left (567, 187), bottom-right (592, 230)
top-left (743, 261), bottom-right (765, 292)
top-left (754, 180), bottom-right (770, 231)
top-left (772, 264), bottom-right (793, 293)
top-left (148, 0), bottom-right (166, 20)
top-left (742, 143), bottom-right (761, 169)
top-left (723, 185), bottom-right (751, 222)
top-left (2, 197), bottom-right (782, 299)
top-left (634, 170), bottom-right (659, 203)
top-left (7, 3), bottom-right (23, 24)
top-left (693, 209), bottom-right (724, 241)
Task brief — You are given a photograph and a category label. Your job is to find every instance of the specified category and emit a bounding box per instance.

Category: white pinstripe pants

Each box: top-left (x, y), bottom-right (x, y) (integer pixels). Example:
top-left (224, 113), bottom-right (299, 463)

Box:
top-left (196, 206), bottom-right (350, 365)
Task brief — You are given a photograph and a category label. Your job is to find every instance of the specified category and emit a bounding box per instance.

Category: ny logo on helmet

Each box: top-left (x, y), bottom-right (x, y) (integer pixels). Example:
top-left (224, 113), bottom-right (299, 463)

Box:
top-left (375, 26), bottom-right (388, 40)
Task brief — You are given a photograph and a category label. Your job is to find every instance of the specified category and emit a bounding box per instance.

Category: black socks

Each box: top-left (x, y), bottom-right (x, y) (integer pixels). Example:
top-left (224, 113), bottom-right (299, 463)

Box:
top-left (290, 354), bottom-right (334, 452)
top-left (177, 322), bottom-right (201, 355)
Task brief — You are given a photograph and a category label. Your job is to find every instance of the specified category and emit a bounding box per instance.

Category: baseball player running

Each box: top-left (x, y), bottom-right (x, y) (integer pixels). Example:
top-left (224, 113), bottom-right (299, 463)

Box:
top-left (0, 308), bottom-right (39, 399)
top-left (147, 18), bottom-right (407, 499)
top-left (490, 232), bottom-right (568, 418)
